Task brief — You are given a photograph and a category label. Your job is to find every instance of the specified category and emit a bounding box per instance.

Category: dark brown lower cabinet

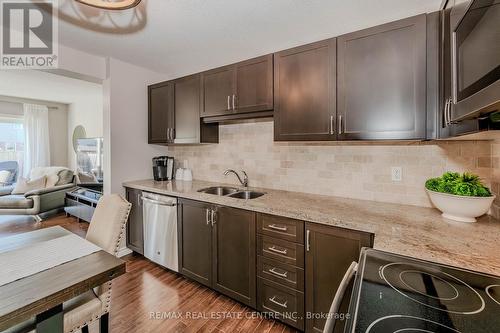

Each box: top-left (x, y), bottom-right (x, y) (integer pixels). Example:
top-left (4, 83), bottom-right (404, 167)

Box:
top-left (258, 277), bottom-right (305, 329)
top-left (178, 199), bottom-right (213, 287)
top-left (212, 206), bottom-right (256, 307)
top-left (305, 223), bottom-right (373, 332)
top-left (178, 199), bottom-right (257, 307)
top-left (178, 200), bottom-right (375, 332)
top-left (125, 187), bottom-right (144, 255)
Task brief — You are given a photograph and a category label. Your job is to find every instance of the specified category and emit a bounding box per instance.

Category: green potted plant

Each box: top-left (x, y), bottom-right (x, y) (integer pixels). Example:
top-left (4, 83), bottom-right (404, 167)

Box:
top-left (425, 172), bottom-right (495, 222)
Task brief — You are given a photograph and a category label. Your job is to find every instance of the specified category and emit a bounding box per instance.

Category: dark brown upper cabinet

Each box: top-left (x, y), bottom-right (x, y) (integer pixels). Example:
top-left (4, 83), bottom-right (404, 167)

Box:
top-left (148, 81), bottom-right (174, 144)
top-left (274, 39), bottom-right (337, 141)
top-left (148, 76), bottom-right (218, 145)
top-left (201, 54), bottom-right (273, 119)
top-left (305, 223), bottom-right (373, 333)
top-left (173, 74), bottom-right (219, 144)
top-left (235, 55), bottom-right (274, 114)
top-left (201, 65), bottom-right (236, 117)
top-left (337, 14), bottom-right (427, 140)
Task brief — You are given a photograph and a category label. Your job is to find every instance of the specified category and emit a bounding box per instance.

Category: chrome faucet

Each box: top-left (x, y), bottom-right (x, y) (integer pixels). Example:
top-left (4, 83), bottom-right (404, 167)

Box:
top-left (224, 169), bottom-right (249, 188)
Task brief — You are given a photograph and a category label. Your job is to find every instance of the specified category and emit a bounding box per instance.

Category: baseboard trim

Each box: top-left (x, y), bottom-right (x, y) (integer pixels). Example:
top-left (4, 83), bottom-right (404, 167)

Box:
top-left (117, 247), bottom-right (132, 257)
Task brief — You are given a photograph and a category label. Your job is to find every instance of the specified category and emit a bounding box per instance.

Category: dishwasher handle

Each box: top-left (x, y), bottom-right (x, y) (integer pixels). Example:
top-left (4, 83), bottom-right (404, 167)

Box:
top-left (141, 196), bottom-right (177, 207)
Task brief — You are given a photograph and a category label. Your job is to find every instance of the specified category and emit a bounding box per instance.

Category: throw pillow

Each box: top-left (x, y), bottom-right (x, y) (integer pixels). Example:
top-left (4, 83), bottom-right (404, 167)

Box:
top-left (46, 173), bottom-right (59, 187)
top-left (0, 170), bottom-right (11, 184)
top-left (12, 176), bottom-right (47, 195)
top-left (56, 169), bottom-right (74, 185)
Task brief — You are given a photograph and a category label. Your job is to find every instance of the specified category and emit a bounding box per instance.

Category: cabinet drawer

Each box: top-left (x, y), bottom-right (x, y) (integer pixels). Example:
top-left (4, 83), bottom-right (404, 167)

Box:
top-left (257, 213), bottom-right (304, 243)
top-left (257, 277), bottom-right (304, 330)
top-left (257, 256), bottom-right (304, 291)
top-left (257, 235), bottom-right (304, 268)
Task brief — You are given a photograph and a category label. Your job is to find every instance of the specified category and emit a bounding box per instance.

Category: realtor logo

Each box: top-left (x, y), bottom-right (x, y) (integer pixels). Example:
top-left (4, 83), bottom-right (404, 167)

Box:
top-left (0, 0), bottom-right (58, 69)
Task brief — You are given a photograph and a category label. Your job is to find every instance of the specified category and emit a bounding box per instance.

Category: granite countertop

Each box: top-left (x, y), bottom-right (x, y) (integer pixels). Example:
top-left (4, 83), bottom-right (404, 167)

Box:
top-left (123, 179), bottom-right (500, 277)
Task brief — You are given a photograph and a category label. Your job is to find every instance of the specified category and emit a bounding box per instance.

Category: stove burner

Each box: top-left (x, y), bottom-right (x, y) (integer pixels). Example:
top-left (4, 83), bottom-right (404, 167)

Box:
top-left (399, 270), bottom-right (459, 301)
top-left (366, 315), bottom-right (461, 333)
top-left (486, 285), bottom-right (500, 305)
top-left (380, 263), bottom-right (485, 315)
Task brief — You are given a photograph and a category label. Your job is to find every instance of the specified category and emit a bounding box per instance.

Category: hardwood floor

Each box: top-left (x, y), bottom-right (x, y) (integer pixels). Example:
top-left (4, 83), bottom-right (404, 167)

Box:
top-left (0, 214), bottom-right (298, 333)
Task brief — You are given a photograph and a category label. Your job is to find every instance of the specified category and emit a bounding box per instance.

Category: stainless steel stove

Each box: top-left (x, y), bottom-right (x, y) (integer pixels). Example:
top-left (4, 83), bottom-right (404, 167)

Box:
top-left (344, 249), bottom-right (500, 332)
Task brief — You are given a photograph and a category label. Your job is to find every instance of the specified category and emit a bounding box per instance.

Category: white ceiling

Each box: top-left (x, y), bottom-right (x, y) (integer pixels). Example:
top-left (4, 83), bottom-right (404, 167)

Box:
top-left (57, 0), bottom-right (442, 77)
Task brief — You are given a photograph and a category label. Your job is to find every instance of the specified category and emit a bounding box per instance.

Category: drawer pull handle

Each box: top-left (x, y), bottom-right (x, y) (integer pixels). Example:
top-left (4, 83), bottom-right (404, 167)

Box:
top-left (269, 267), bottom-right (288, 278)
top-left (268, 224), bottom-right (288, 232)
top-left (268, 246), bottom-right (288, 255)
top-left (269, 296), bottom-right (288, 309)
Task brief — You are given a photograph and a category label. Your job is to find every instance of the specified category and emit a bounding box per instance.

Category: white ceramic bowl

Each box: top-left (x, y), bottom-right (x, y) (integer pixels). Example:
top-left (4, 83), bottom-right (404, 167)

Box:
top-left (426, 189), bottom-right (495, 223)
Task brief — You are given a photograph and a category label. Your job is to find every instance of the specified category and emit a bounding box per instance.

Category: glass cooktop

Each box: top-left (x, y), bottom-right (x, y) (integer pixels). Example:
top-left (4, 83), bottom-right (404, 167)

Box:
top-left (346, 249), bottom-right (500, 333)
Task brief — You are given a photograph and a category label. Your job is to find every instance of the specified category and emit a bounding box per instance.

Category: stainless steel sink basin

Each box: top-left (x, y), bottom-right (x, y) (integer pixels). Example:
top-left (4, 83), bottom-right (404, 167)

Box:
top-left (198, 186), bottom-right (239, 196)
top-left (227, 190), bottom-right (266, 200)
top-left (198, 186), bottom-right (265, 199)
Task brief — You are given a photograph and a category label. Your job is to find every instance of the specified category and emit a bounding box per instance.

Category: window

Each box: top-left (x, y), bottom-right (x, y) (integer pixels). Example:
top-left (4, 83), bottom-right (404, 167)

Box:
top-left (0, 116), bottom-right (24, 170)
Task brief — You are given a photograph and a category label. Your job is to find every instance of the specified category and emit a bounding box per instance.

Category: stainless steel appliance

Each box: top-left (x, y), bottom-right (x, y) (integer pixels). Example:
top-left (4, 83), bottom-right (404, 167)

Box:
top-left (451, 0), bottom-right (500, 121)
top-left (142, 192), bottom-right (178, 272)
top-left (152, 156), bottom-right (174, 181)
top-left (342, 248), bottom-right (500, 332)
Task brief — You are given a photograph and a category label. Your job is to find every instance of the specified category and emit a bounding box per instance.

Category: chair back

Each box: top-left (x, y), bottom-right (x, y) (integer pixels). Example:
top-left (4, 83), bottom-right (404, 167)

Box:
top-left (86, 194), bottom-right (131, 256)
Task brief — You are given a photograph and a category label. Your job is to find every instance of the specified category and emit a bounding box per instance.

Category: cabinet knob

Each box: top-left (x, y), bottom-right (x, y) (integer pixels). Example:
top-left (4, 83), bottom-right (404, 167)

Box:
top-left (227, 96), bottom-right (231, 110)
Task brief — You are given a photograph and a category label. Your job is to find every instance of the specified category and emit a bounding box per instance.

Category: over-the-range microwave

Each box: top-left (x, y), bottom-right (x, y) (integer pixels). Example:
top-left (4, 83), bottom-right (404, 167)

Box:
top-left (451, 0), bottom-right (500, 121)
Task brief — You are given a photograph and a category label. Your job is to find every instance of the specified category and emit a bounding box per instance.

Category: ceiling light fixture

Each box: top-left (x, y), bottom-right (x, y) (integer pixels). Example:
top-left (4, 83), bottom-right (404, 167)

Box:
top-left (74, 0), bottom-right (141, 10)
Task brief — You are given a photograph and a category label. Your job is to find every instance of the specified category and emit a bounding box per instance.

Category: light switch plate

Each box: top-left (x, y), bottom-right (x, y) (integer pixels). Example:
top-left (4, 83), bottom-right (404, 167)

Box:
top-left (391, 167), bottom-right (402, 182)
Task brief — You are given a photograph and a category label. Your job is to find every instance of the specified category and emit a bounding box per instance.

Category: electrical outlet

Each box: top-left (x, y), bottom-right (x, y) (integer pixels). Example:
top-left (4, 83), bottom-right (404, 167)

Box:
top-left (391, 167), bottom-right (402, 182)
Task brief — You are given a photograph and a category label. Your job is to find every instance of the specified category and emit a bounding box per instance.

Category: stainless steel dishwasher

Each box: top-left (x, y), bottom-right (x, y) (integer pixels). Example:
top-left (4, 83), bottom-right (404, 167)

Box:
top-left (141, 192), bottom-right (178, 272)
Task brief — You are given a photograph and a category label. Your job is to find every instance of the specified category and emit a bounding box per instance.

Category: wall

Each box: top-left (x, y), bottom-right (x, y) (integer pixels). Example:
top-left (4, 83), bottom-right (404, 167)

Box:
top-left (103, 58), bottom-right (168, 194)
top-left (168, 120), bottom-right (496, 208)
top-left (0, 98), bottom-right (68, 167)
top-left (0, 70), bottom-right (103, 170)
top-left (66, 94), bottom-right (103, 170)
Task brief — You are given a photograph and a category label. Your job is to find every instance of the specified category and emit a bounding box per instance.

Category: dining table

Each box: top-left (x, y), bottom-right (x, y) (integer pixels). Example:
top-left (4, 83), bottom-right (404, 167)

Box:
top-left (0, 226), bottom-right (126, 333)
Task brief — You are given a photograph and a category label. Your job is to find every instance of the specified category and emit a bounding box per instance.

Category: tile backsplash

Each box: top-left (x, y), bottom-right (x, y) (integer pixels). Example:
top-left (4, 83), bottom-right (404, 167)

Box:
top-left (168, 119), bottom-right (498, 210)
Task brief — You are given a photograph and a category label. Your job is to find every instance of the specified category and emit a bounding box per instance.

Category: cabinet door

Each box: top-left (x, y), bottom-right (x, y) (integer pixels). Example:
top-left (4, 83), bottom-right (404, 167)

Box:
top-left (274, 39), bottom-right (336, 141)
top-left (173, 74), bottom-right (201, 144)
top-left (337, 14), bottom-right (427, 140)
top-left (305, 223), bottom-right (373, 333)
top-left (148, 81), bottom-right (174, 144)
top-left (201, 65), bottom-right (236, 117)
top-left (235, 54), bottom-right (274, 114)
top-left (125, 188), bottom-right (144, 255)
top-left (212, 206), bottom-right (256, 307)
top-left (178, 199), bottom-right (213, 287)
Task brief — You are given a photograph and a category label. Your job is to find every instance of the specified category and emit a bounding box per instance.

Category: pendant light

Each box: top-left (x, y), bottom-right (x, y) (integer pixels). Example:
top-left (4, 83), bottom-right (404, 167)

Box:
top-left (75, 0), bottom-right (141, 10)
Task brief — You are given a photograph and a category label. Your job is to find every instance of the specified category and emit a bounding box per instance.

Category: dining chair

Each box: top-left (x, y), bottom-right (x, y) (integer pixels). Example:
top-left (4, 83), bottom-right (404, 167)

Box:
top-left (3, 194), bottom-right (131, 333)
top-left (64, 194), bottom-right (131, 333)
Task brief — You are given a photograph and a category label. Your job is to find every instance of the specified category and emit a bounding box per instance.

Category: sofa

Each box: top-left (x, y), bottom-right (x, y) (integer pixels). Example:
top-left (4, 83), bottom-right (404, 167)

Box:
top-left (0, 167), bottom-right (76, 218)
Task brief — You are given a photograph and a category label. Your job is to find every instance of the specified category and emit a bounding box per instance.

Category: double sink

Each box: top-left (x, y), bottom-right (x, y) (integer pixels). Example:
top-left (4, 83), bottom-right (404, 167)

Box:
top-left (198, 186), bottom-right (265, 199)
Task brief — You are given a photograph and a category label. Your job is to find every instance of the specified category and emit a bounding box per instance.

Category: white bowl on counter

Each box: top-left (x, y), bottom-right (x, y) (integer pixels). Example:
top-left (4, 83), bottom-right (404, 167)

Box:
top-left (426, 189), bottom-right (495, 223)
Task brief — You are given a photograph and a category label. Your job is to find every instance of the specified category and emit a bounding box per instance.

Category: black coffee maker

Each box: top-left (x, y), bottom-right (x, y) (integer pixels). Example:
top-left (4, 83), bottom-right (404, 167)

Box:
top-left (152, 156), bottom-right (174, 181)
